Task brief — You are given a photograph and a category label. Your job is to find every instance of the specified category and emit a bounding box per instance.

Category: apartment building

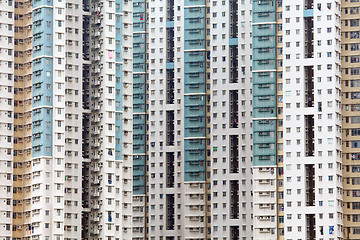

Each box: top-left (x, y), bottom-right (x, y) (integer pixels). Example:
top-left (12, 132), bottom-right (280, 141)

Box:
top-left (0, 0), bottom-right (15, 239)
top-left (210, 0), bottom-right (254, 239)
top-left (4, 0), bottom-right (360, 240)
top-left (253, 0), bottom-right (343, 239)
top-left (0, 0), bottom-right (133, 240)
top-left (132, 0), bottom-right (212, 239)
top-left (342, 0), bottom-right (360, 239)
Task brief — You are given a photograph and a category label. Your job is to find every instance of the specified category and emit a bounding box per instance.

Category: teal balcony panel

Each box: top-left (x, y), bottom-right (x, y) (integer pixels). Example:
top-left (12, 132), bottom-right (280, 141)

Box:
top-left (133, 12), bottom-right (145, 22)
top-left (133, 48), bottom-right (145, 56)
top-left (133, 56), bottom-right (145, 65)
top-left (253, 11), bottom-right (275, 23)
top-left (253, 107), bottom-right (276, 119)
top-left (253, 0), bottom-right (276, 14)
top-left (33, 0), bottom-right (53, 8)
top-left (133, 64), bottom-right (146, 73)
top-left (253, 95), bottom-right (276, 108)
top-left (133, 92), bottom-right (145, 100)
top-left (304, 9), bottom-right (314, 18)
top-left (184, 75), bottom-right (205, 85)
top-left (133, 22), bottom-right (145, 32)
top-left (253, 119), bottom-right (276, 132)
top-left (253, 24), bottom-right (276, 37)
top-left (133, 88), bottom-right (145, 96)
top-left (133, 115), bottom-right (146, 125)
top-left (133, 0), bottom-right (146, 13)
top-left (133, 55), bottom-right (145, 63)
top-left (184, 115), bottom-right (205, 125)
top-left (133, 73), bottom-right (145, 84)
top-left (252, 35), bottom-right (276, 49)
top-left (184, 83), bottom-right (206, 94)
top-left (184, 161), bottom-right (206, 173)
top-left (253, 71), bottom-right (276, 84)
top-left (133, 145), bottom-right (146, 154)
top-left (133, 185), bottom-right (145, 195)
top-left (133, 138), bottom-right (146, 149)
top-left (184, 126), bottom-right (206, 138)
top-left (133, 127), bottom-right (145, 138)
top-left (184, 149), bottom-right (205, 161)
top-left (253, 155), bottom-right (276, 166)
top-left (166, 62), bottom-right (174, 69)
top-left (184, 0), bottom-right (205, 6)
top-left (184, 17), bottom-right (205, 28)
top-left (184, 95), bottom-right (205, 106)
top-left (116, 0), bottom-right (123, 13)
top-left (229, 38), bottom-right (238, 46)
top-left (134, 154), bottom-right (146, 166)
top-left (184, 39), bottom-right (206, 50)
top-left (253, 59), bottom-right (276, 71)
top-left (166, 21), bottom-right (174, 28)
top-left (133, 105), bottom-right (145, 114)
top-left (185, 61), bottom-right (206, 72)
top-left (184, 139), bottom-right (206, 150)
top-left (133, 135), bottom-right (145, 147)
top-left (184, 7), bottom-right (206, 17)
top-left (184, 51), bottom-right (206, 62)
top-left (253, 83), bottom-right (276, 96)
top-left (253, 47), bottom-right (276, 61)
top-left (184, 105), bottom-right (205, 117)
top-left (184, 172), bottom-right (205, 182)
top-left (253, 131), bottom-right (277, 144)
top-left (184, 30), bottom-right (206, 41)
top-left (133, 94), bottom-right (145, 103)
top-left (133, 33), bottom-right (146, 44)
top-left (253, 143), bottom-right (276, 156)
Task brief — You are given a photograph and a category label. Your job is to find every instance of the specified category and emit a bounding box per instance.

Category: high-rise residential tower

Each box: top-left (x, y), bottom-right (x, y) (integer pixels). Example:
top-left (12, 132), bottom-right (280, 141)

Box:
top-left (253, 0), bottom-right (343, 239)
top-left (132, 0), bottom-right (214, 239)
top-left (0, 0), bottom-right (133, 240)
top-left (342, 0), bottom-right (360, 238)
top-left (5, 0), bottom-right (360, 240)
top-left (210, 0), bottom-right (254, 239)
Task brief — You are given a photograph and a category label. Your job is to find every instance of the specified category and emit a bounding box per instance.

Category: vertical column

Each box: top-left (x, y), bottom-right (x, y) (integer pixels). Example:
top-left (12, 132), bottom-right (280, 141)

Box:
top-left (275, 1), bottom-right (284, 238)
top-left (132, 0), bottom-right (147, 239)
top-left (31, 0), bottom-right (58, 237)
top-left (252, 0), bottom-right (278, 238)
top-left (81, 0), bottom-right (91, 237)
top-left (121, 1), bottom-right (133, 239)
top-left (12, 0), bottom-right (31, 238)
top-left (88, 0), bottom-right (106, 237)
top-left (0, 0), bottom-right (14, 238)
top-left (63, 0), bottom-right (83, 238)
top-left (210, 0), bottom-right (253, 238)
top-left (86, 0), bottom-right (133, 238)
top-left (53, 0), bottom-right (67, 239)
top-left (342, 0), bottom-right (360, 238)
top-left (282, 0), bottom-right (342, 239)
top-left (184, 0), bottom-right (207, 239)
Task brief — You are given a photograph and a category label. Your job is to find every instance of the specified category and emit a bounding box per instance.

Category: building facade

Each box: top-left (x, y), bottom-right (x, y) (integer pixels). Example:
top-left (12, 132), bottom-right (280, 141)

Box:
top-left (132, 0), bottom-right (213, 239)
top-left (0, 0), bottom-right (133, 240)
top-left (3, 0), bottom-right (360, 240)
top-left (253, 0), bottom-right (343, 239)
top-left (210, 0), bottom-right (254, 239)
